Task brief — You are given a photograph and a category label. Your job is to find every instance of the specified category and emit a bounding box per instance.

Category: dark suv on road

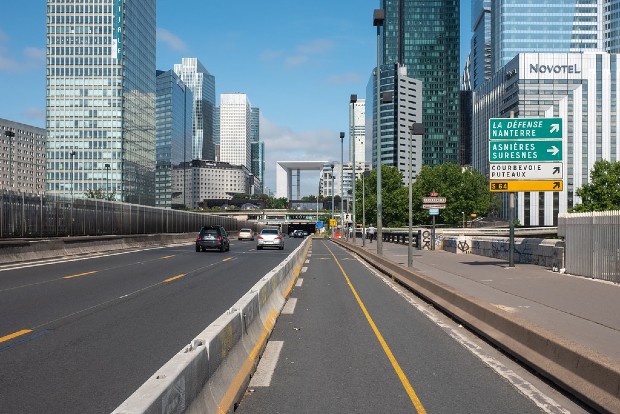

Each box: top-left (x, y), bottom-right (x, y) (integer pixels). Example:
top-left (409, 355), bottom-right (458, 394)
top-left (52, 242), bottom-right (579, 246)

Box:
top-left (196, 225), bottom-right (230, 252)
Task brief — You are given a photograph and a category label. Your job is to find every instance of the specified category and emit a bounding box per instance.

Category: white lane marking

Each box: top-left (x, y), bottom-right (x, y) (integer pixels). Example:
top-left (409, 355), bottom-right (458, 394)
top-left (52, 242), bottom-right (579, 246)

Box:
top-left (249, 340), bottom-right (284, 387)
top-left (295, 278), bottom-right (303, 287)
top-left (301, 267), bottom-right (308, 273)
top-left (307, 254), bottom-right (311, 257)
top-left (281, 298), bottom-right (297, 315)
top-left (357, 259), bottom-right (571, 414)
top-left (305, 259), bottom-right (310, 264)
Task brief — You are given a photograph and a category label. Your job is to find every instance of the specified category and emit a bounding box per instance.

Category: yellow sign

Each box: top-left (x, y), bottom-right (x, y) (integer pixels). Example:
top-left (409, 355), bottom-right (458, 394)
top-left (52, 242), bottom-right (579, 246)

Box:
top-left (490, 180), bottom-right (563, 192)
top-left (329, 219), bottom-right (337, 227)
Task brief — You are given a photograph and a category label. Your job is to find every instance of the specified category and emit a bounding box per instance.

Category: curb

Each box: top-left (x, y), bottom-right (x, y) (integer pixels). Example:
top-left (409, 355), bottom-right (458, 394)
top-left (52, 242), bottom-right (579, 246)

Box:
top-left (333, 239), bottom-right (620, 414)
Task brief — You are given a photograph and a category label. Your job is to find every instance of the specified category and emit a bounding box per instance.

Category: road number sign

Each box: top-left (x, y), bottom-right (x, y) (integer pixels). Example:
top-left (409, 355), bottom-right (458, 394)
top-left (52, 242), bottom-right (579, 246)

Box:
top-left (490, 180), bottom-right (563, 192)
top-left (422, 197), bottom-right (446, 204)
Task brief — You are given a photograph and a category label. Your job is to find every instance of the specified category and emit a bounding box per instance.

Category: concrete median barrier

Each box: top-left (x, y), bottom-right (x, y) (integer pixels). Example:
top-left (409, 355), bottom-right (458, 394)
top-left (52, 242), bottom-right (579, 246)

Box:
top-left (334, 239), bottom-right (620, 414)
top-left (113, 237), bottom-right (311, 414)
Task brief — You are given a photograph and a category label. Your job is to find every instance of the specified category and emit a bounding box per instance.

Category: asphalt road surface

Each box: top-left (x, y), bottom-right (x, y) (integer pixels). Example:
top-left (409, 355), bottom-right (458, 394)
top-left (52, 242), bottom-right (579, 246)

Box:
top-left (237, 239), bottom-right (588, 414)
top-left (0, 237), bottom-right (304, 414)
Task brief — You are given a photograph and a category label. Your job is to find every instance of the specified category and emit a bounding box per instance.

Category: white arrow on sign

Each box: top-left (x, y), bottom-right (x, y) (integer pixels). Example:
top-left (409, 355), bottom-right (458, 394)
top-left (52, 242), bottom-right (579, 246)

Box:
top-left (546, 145), bottom-right (559, 156)
top-left (550, 124), bottom-right (560, 133)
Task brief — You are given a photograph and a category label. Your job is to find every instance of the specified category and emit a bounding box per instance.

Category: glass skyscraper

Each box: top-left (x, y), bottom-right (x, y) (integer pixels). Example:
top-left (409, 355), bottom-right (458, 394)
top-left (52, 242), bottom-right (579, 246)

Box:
top-left (381, 0), bottom-right (460, 166)
top-left (46, 0), bottom-right (156, 205)
top-left (173, 58), bottom-right (216, 161)
top-left (155, 70), bottom-right (193, 208)
top-left (491, 0), bottom-right (604, 72)
top-left (471, 0), bottom-right (492, 90)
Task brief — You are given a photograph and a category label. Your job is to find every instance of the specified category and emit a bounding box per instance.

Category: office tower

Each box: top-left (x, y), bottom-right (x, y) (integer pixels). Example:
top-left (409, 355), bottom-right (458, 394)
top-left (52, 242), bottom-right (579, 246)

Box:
top-left (350, 99), bottom-right (366, 166)
top-left (249, 107), bottom-right (264, 193)
top-left (1, 119), bottom-right (46, 194)
top-left (471, 0), bottom-right (492, 90)
top-left (46, 0), bottom-right (156, 204)
top-left (381, 0), bottom-right (460, 166)
top-left (367, 64), bottom-right (423, 185)
top-left (173, 58), bottom-right (216, 161)
top-left (491, 0), bottom-right (604, 73)
top-left (155, 70), bottom-right (193, 208)
top-left (473, 52), bottom-right (620, 225)
top-left (220, 93), bottom-right (251, 168)
top-left (605, 0), bottom-right (620, 52)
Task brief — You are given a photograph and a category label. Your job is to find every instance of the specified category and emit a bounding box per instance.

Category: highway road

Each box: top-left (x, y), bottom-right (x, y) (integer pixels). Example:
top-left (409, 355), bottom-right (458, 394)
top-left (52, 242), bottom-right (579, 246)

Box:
top-left (0, 237), bottom-right (304, 414)
top-left (237, 240), bottom-right (588, 414)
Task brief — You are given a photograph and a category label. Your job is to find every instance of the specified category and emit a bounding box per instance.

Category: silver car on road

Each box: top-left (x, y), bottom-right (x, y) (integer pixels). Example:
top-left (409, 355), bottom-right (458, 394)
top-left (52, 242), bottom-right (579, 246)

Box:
top-left (256, 228), bottom-right (284, 250)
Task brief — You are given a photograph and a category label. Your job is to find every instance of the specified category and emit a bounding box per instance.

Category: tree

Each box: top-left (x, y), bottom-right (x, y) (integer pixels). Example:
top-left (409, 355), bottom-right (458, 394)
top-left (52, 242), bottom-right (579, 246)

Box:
top-left (84, 188), bottom-right (116, 201)
top-left (354, 165), bottom-right (408, 227)
top-left (571, 160), bottom-right (620, 212)
top-left (411, 163), bottom-right (499, 226)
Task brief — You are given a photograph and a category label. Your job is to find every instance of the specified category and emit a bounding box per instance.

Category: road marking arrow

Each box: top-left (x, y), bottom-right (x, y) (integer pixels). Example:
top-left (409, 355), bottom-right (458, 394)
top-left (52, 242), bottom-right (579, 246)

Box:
top-left (553, 166), bottom-right (560, 174)
top-left (547, 146), bottom-right (559, 156)
top-left (550, 124), bottom-right (560, 133)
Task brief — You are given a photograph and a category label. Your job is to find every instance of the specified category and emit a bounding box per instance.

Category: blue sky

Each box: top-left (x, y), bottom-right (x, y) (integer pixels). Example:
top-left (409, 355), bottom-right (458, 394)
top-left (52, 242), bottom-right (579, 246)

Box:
top-left (0, 0), bottom-right (471, 196)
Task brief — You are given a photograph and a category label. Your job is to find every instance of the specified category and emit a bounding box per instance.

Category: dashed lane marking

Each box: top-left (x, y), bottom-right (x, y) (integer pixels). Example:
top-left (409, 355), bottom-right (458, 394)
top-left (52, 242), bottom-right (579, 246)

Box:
top-left (249, 340), bottom-right (284, 387)
top-left (63, 271), bottom-right (98, 279)
top-left (282, 298), bottom-right (297, 315)
top-left (295, 279), bottom-right (303, 287)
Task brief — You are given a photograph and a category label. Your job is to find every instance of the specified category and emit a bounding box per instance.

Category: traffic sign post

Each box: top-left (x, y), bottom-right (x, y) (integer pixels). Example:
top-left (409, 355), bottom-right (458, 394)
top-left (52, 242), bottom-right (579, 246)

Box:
top-left (488, 117), bottom-right (564, 192)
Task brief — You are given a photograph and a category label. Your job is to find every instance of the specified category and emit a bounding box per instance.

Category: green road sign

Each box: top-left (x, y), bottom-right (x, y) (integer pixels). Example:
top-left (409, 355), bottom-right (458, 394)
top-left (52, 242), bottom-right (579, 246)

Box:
top-left (489, 118), bottom-right (562, 139)
top-left (489, 140), bottom-right (562, 162)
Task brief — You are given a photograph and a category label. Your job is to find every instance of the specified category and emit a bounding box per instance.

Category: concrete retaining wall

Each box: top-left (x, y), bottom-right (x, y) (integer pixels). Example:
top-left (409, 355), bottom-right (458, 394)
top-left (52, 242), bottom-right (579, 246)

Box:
top-left (0, 234), bottom-right (199, 264)
top-left (113, 237), bottom-right (311, 414)
top-left (334, 239), bottom-right (620, 414)
top-left (440, 236), bottom-right (564, 268)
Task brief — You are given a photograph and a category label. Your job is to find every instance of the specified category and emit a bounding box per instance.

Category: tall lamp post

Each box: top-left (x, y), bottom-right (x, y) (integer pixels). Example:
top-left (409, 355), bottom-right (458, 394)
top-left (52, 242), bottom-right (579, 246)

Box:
top-left (462, 211), bottom-right (465, 228)
top-left (362, 170), bottom-right (370, 247)
top-left (373, 8), bottom-right (385, 255)
top-left (330, 163), bottom-right (335, 232)
top-left (350, 94), bottom-right (357, 244)
top-left (69, 149), bottom-right (77, 236)
top-left (408, 123), bottom-right (424, 268)
top-left (4, 131), bottom-right (15, 190)
top-left (339, 132), bottom-right (345, 237)
top-left (104, 163), bottom-right (111, 199)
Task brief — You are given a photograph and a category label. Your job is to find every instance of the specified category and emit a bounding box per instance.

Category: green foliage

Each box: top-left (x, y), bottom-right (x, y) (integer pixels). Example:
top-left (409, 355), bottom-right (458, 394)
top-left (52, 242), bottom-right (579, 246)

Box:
top-left (411, 163), bottom-right (499, 226)
top-left (354, 165), bottom-right (408, 227)
top-left (84, 188), bottom-right (116, 201)
top-left (266, 197), bottom-right (289, 209)
top-left (571, 160), bottom-right (620, 212)
top-left (356, 163), bottom-right (500, 227)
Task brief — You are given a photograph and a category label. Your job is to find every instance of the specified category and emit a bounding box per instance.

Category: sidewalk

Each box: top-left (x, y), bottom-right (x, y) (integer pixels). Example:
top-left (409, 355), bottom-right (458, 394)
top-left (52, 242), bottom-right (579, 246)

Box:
top-left (343, 237), bottom-right (620, 362)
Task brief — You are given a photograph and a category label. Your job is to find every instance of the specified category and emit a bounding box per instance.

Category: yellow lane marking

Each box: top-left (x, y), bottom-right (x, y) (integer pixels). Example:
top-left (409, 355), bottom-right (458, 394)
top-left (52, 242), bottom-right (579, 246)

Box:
top-left (325, 243), bottom-right (427, 414)
top-left (223, 258), bottom-right (232, 262)
top-left (163, 273), bottom-right (187, 283)
top-left (63, 271), bottom-right (98, 279)
top-left (0, 329), bottom-right (32, 343)
top-left (161, 255), bottom-right (175, 259)
top-left (218, 309), bottom-right (278, 413)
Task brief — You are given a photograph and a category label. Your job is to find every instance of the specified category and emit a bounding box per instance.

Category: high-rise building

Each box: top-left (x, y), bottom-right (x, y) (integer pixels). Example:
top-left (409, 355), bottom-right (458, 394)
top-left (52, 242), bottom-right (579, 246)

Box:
top-left (1, 119), bottom-right (46, 194)
top-left (473, 52), bottom-right (620, 225)
top-left (46, 0), bottom-right (156, 204)
top-left (350, 98), bottom-right (366, 166)
top-left (249, 107), bottom-right (264, 193)
top-left (491, 0), bottom-right (605, 73)
top-left (605, 0), bottom-right (620, 52)
top-left (367, 64), bottom-right (423, 185)
top-left (220, 93), bottom-right (251, 168)
top-left (155, 70), bottom-right (193, 208)
top-left (381, 0), bottom-right (460, 166)
top-left (174, 58), bottom-right (216, 161)
top-left (471, 0), bottom-right (492, 90)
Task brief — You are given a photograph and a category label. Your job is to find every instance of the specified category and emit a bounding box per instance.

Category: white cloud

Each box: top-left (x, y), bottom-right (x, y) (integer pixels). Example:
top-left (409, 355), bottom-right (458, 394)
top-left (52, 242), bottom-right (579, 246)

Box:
top-left (325, 72), bottom-right (362, 85)
top-left (260, 49), bottom-right (283, 61)
top-left (0, 32), bottom-right (44, 71)
top-left (296, 39), bottom-right (334, 55)
top-left (22, 107), bottom-right (45, 122)
top-left (157, 28), bottom-right (189, 52)
top-left (285, 55), bottom-right (308, 67)
top-left (23, 47), bottom-right (45, 65)
top-left (260, 116), bottom-right (341, 196)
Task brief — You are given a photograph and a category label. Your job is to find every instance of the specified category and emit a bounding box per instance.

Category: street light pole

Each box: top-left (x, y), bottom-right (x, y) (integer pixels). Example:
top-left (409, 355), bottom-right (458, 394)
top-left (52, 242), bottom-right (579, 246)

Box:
top-left (374, 9), bottom-right (385, 255)
top-left (350, 94), bottom-right (357, 244)
top-left (330, 164), bottom-right (335, 233)
top-left (362, 171), bottom-right (369, 247)
top-left (462, 211), bottom-right (465, 228)
top-left (339, 132), bottom-right (345, 238)
top-left (408, 123), bottom-right (424, 268)
top-left (70, 149), bottom-right (77, 236)
top-left (105, 163), bottom-right (111, 199)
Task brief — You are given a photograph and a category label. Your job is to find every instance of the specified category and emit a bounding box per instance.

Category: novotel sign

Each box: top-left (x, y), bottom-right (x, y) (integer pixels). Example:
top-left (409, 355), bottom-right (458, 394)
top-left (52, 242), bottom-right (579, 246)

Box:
top-left (529, 64), bottom-right (580, 74)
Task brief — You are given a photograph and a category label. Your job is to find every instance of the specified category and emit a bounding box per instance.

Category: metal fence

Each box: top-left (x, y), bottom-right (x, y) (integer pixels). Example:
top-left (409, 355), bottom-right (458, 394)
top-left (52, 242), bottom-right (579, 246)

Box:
top-left (0, 191), bottom-right (246, 238)
top-left (558, 210), bottom-right (620, 282)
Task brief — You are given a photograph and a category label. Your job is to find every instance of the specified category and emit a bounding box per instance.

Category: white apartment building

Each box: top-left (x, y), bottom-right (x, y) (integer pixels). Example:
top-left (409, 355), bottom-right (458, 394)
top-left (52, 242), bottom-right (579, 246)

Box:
top-left (350, 99), bottom-right (366, 166)
top-left (172, 160), bottom-right (256, 208)
top-left (220, 93), bottom-right (251, 169)
top-left (0, 119), bottom-right (46, 194)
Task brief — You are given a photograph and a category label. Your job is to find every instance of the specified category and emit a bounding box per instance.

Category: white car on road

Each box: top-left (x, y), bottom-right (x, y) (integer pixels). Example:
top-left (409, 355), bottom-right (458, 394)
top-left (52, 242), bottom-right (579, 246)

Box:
top-left (256, 228), bottom-right (284, 250)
